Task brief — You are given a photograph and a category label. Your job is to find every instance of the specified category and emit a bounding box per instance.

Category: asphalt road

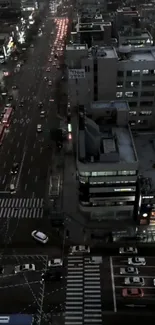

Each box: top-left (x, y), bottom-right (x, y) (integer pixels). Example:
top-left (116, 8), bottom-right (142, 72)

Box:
top-left (0, 254), bottom-right (65, 314)
top-left (0, 0), bottom-right (70, 250)
top-left (0, 251), bottom-right (155, 323)
top-left (0, 6), bottom-right (63, 198)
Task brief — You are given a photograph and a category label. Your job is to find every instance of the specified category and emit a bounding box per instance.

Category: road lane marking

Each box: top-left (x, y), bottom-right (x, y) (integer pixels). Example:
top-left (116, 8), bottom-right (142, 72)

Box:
top-left (114, 265), bottom-right (155, 268)
top-left (31, 155), bottom-right (33, 161)
top-left (28, 169), bottom-right (30, 175)
top-left (35, 176), bottom-right (38, 183)
top-left (0, 280), bottom-right (40, 290)
top-left (16, 151), bottom-right (26, 189)
top-left (110, 256), bottom-right (117, 312)
top-left (24, 183), bottom-right (27, 191)
top-left (116, 286), bottom-right (155, 289)
top-left (114, 275), bottom-right (155, 279)
top-left (3, 162), bottom-right (6, 168)
top-left (2, 175), bottom-right (6, 184)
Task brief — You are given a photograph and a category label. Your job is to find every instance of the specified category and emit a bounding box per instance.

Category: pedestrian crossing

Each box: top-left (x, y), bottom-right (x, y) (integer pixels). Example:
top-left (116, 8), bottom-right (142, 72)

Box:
top-left (0, 198), bottom-right (44, 219)
top-left (65, 255), bottom-right (102, 325)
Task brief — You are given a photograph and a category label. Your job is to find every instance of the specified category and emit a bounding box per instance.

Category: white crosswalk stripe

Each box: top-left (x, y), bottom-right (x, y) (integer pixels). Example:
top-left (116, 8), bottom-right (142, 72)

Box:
top-left (84, 257), bottom-right (102, 324)
top-left (0, 198), bottom-right (44, 219)
top-left (65, 255), bottom-right (102, 325)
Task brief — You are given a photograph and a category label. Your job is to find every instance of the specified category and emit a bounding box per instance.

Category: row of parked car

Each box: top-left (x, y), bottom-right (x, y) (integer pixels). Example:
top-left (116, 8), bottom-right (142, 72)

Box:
top-left (0, 258), bottom-right (64, 282)
top-left (119, 246), bottom-right (148, 298)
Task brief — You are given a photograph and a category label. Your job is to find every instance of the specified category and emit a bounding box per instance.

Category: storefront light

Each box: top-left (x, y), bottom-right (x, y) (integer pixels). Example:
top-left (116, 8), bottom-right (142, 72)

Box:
top-left (3, 46), bottom-right (7, 58)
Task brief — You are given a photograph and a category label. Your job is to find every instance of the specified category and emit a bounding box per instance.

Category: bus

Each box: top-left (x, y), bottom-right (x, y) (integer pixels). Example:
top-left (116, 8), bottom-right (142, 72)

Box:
top-left (0, 315), bottom-right (33, 325)
top-left (0, 124), bottom-right (5, 145)
top-left (2, 107), bottom-right (13, 127)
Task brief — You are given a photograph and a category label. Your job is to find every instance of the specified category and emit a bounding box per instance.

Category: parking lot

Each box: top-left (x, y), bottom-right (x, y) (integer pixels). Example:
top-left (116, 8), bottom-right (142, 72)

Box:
top-left (0, 254), bottom-right (66, 314)
top-left (64, 253), bottom-right (155, 316)
top-left (111, 256), bottom-right (155, 312)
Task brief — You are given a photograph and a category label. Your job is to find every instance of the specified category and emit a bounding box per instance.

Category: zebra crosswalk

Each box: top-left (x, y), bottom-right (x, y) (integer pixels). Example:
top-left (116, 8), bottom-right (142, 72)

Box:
top-left (0, 198), bottom-right (44, 219)
top-left (65, 255), bottom-right (102, 325)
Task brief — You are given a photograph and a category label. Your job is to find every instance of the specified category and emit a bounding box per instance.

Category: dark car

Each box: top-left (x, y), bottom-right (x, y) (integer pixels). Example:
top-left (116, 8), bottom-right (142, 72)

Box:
top-left (38, 101), bottom-right (43, 108)
top-left (8, 95), bottom-right (13, 101)
top-left (42, 270), bottom-right (62, 282)
top-left (11, 163), bottom-right (19, 174)
top-left (19, 100), bottom-right (24, 107)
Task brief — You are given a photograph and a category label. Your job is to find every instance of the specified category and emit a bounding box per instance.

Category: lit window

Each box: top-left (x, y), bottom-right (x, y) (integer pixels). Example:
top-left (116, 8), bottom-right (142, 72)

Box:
top-left (129, 111), bottom-right (136, 115)
top-left (118, 170), bottom-right (136, 176)
top-left (132, 70), bottom-right (140, 75)
top-left (114, 188), bottom-right (135, 192)
top-left (117, 82), bottom-right (123, 88)
top-left (140, 111), bottom-right (152, 116)
top-left (143, 69), bottom-right (149, 75)
top-left (125, 92), bottom-right (133, 98)
top-left (79, 172), bottom-right (90, 176)
top-left (130, 121), bottom-right (136, 126)
top-left (116, 92), bottom-right (123, 98)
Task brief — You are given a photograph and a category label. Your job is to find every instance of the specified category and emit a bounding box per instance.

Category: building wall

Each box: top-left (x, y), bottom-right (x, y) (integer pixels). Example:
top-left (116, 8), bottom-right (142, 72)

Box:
top-left (97, 56), bottom-right (117, 100)
top-left (66, 45), bottom-right (155, 129)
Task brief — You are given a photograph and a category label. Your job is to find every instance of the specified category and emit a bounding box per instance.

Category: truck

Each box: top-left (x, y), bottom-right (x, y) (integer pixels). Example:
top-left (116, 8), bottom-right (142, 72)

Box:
top-left (0, 314), bottom-right (33, 325)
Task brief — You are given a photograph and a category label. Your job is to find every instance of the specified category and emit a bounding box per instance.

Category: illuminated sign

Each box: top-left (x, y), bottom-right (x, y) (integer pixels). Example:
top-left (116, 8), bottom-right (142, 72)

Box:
top-left (69, 69), bottom-right (85, 79)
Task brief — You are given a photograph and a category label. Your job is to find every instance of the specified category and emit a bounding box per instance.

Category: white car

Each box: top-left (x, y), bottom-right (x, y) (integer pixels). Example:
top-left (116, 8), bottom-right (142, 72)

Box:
top-left (31, 230), bottom-right (49, 244)
top-left (48, 258), bottom-right (63, 267)
top-left (124, 277), bottom-right (145, 286)
top-left (88, 256), bottom-right (102, 264)
top-left (48, 81), bottom-right (52, 86)
top-left (10, 183), bottom-right (16, 194)
top-left (37, 124), bottom-right (42, 132)
top-left (40, 111), bottom-right (45, 118)
top-left (70, 245), bottom-right (90, 255)
top-left (14, 264), bottom-right (35, 274)
top-left (153, 279), bottom-right (155, 286)
top-left (46, 67), bottom-right (50, 72)
top-left (128, 257), bottom-right (146, 266)
top-left (119, 247), bottom-right (138, 254)
top-left (120, 267), bottom-right (139, 275)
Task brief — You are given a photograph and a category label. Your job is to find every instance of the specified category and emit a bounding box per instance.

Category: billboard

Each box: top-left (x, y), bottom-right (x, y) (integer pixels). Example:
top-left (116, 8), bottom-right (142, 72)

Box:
top-left (68, 69), bottom-right (85, 79)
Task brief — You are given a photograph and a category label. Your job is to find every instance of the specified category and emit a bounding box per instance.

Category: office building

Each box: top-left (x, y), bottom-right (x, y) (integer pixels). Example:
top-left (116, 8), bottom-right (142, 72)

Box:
top-left (72, 18), bottom-right (112, 47)
top-left (114, 7), bottom-right (140, 32)
top-left (77, 100), bottom-right (139, 220)
top-left (118, 28), bottom-right (153, 47)
top-left (66, 44), bottom-right (155, 129)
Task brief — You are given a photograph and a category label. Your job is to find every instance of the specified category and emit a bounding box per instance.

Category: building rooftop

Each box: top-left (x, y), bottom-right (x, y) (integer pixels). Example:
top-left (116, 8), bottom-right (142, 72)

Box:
top-left (118, 46), bottom-right (155, 62)
top-left (66, 44), bottom-right (88, 51)
top-left (134, 133), bottom-right (155, 192)
top-left (130, 49), bottom-right (155, 61)
top-left (88, 46), bottom-right (117, 58)
top-left (78, 115), bottom-right (137, 165)
top-left (78, 23), bottom-right (103, 32)
top-left (119, 29), bottom-right (152, 39)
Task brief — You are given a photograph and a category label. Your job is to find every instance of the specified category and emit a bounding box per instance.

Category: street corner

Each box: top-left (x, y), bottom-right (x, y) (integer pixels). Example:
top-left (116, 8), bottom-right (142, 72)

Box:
top-left (0, 254), bottom-right (47, 313)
